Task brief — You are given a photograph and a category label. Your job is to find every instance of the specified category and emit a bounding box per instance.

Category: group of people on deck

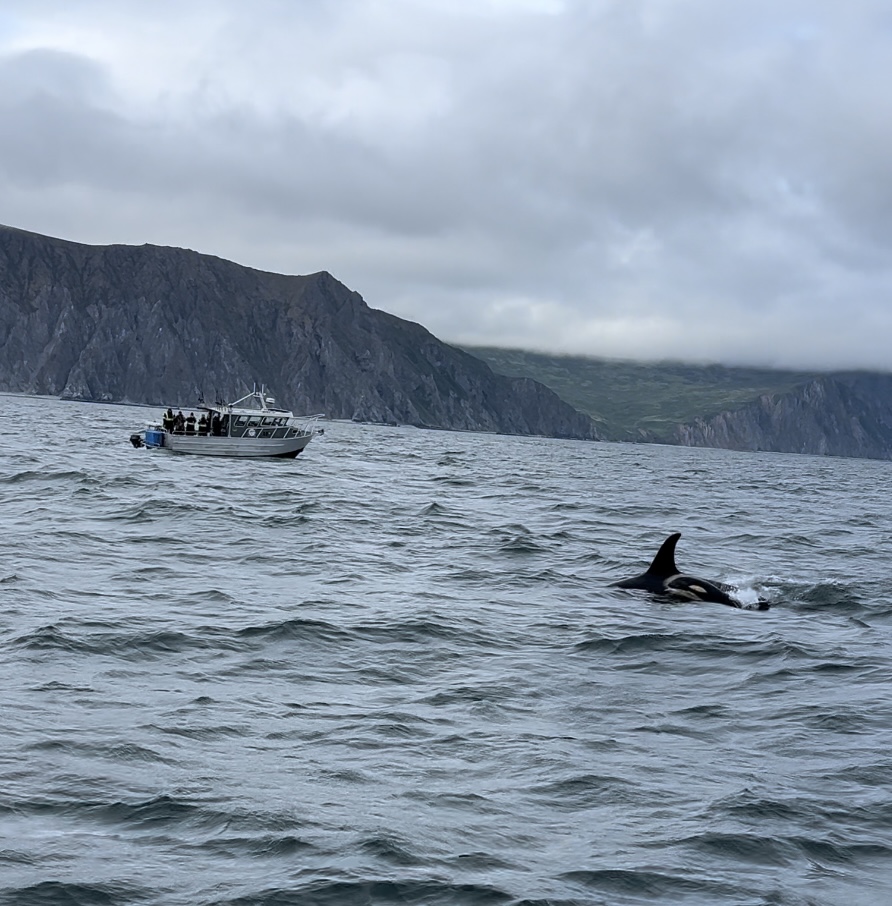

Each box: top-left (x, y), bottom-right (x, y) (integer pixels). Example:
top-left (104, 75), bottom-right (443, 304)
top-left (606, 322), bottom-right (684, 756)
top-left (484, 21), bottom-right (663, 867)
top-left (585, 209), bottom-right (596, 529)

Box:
top-left (162, 408), bottom-right (226, 436)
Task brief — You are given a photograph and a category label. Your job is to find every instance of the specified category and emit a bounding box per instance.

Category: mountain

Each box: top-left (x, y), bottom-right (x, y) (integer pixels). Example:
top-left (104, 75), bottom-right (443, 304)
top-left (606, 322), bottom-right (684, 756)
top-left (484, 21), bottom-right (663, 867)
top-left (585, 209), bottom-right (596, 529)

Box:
top-left (465, 345), bottom-right (892, 460)
top-left (0, 225), bottom-right (597, 440)
top-left (672, 373), bottom-right (892, 458)
top-left (463, 346), bottom-right (819, 440)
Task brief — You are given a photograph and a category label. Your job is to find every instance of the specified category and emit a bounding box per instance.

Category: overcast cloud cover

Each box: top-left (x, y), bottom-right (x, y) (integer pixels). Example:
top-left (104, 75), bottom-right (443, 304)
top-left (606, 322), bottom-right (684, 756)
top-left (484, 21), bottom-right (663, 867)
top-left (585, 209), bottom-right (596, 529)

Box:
top-left (1, 0), bottom-right (891, 369)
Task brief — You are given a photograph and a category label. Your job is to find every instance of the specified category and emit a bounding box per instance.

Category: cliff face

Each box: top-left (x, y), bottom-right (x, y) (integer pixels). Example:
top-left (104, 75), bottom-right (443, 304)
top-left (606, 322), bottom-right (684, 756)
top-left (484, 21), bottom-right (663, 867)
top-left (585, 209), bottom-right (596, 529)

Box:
top-left (0, 225), bottom-right (597, 440)
top-left (672, 374), bottom-right (892, 459)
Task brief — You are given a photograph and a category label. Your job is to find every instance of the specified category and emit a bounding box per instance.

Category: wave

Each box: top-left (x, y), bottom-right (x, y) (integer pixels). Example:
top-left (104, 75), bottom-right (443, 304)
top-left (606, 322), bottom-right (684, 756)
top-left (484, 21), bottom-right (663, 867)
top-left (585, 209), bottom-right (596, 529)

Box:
top-left (496, 536), bottom-right (549, 556)
top-left (358, 832), bottom-right (424, 866)
top-left (103, 499), bottom-right (212, 522)
top-left (27, 739), bottom-right (171, 764)
top-left (573, 630), bottom-right (846, 666)
top-left (2, 607), bottom-right (524, 674)
top-left (0, 791), bottom-right (314, 841)
top-left (526, 773), bottom-right (636, 809)
top-left (11, 613), bottom-right (382, 659)
top-left (416, 501), bottom-right (471, 530)
top-left (11, 623), bottom-right (231, 658)
top-left (237, 617), bottom-right (349, 645)
top-left (1, 469), bottom-right (89, 485)
top-left (212, 879), bottom-right (515, 906)
top-left (432, 475), bottom-right (476, 487)
top-left (561, 868), bottom-right (739, 900)
top-left (195, 834), bottom-right (312, 859)
top-left (683, 817), bottom-right (892, 868)
top-left (0, 881), bottom-right (153, 906)
top-left (676, 830), bottom-right (794, 865)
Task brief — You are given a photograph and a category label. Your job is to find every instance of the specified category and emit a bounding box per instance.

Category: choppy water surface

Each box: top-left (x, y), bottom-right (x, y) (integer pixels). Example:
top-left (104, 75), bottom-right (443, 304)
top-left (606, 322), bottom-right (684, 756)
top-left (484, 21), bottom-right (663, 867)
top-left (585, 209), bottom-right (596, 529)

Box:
top-left (2, 393), bottom-right (892, 905)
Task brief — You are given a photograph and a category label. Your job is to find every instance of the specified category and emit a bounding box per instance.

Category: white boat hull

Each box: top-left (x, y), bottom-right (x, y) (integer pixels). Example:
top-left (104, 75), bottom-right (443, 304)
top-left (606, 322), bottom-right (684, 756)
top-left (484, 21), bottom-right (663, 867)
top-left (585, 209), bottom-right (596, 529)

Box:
top-left (156, 431), bottom-right (313, 458)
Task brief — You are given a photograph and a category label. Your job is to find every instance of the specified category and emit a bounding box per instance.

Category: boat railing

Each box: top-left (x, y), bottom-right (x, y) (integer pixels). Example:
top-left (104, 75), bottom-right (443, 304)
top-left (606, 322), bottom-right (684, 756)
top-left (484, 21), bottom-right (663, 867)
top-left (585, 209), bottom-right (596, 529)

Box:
top-left (297, 414), bottom-right (325, 435)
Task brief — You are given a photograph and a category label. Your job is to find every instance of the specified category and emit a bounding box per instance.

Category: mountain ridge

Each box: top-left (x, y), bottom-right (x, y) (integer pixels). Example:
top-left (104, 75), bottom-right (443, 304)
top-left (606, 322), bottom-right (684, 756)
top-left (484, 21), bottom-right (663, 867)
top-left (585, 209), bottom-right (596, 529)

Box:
top-left (6, 223), bottom-right (892, 459)
top-left (464, 345), bottom-right (892, 460)
top-left (0, 225), bottom-right (597, 441)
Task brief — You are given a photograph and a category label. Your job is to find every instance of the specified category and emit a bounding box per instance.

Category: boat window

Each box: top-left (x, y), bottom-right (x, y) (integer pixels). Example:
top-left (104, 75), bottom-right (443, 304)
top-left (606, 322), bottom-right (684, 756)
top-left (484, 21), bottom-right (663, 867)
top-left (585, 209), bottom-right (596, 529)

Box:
top-left (261, 416), bottom-right (275, 426)
top-left (247, 417), bottom-right (261, 427)
top-left (234, 416), bottom-right (248, 427)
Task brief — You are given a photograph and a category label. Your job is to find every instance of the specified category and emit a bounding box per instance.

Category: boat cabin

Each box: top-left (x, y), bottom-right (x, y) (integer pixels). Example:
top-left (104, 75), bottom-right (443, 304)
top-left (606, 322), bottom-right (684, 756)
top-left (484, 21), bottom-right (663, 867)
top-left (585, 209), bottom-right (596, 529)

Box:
top-left (226, 412), bottom-right (301, 440)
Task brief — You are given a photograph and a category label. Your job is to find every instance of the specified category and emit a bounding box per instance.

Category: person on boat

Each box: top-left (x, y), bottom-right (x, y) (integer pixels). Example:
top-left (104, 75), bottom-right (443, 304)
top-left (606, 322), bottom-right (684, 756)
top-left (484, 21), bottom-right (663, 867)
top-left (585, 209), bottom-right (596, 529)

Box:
top-left (174, 410), bottom-right (186, 433)
top-left (186, 412), bottom-right (196, 434)
top-left (163, 408), bottom-right (174, 432)
top-left (198, 413), bottom-right (208, 435)
top-left (211, 413), bottom-right (222, 436)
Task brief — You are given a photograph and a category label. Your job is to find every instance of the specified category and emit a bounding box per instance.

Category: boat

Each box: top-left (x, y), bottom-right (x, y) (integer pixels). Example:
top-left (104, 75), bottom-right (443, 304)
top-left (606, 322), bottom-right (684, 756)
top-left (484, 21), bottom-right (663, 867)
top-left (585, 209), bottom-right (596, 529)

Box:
top-left (130, 387), bottom-right (323, 459)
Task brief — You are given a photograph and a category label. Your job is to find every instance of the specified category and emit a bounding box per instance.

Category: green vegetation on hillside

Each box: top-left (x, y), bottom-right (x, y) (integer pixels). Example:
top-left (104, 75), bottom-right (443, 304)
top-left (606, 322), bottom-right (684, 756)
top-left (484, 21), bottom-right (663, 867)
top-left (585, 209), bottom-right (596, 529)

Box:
top-left (461, 346), bottom-right (818, 440)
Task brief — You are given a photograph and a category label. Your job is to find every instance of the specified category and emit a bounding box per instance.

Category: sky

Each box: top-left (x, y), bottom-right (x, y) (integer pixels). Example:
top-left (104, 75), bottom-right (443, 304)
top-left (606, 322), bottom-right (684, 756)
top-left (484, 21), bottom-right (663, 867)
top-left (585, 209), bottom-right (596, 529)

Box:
top-left (1, 0), bottom-right (892, 370)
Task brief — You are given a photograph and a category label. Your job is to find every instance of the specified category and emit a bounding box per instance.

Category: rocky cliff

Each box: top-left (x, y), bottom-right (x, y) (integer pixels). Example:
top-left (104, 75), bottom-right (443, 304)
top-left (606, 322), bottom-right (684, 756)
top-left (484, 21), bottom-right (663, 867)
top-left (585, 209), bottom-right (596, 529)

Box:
top-left (465, 344), bottom-right (892, 461)
top-left (672, 373), bottom-right (892, 459)
top-left (0, 225), bottom-right (597, 440)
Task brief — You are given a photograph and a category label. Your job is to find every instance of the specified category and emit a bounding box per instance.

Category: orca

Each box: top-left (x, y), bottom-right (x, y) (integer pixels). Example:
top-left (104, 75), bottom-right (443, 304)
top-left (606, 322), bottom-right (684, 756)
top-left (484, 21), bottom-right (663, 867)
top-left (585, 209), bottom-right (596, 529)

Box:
top-left (613, 532), bottom-right (770, 610)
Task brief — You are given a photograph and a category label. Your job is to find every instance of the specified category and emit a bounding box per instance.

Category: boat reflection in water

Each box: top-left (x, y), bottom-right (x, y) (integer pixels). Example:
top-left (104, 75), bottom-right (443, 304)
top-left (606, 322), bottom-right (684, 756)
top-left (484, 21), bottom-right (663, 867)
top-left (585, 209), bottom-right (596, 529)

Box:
top-left (131, 387), bottom-right (323, 459)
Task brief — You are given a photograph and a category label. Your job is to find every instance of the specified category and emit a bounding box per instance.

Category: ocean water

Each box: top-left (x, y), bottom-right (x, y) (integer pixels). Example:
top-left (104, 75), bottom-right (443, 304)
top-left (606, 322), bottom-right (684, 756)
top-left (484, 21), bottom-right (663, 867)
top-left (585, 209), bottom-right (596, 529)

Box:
top-left (2, 392), bottom-right (892, 906)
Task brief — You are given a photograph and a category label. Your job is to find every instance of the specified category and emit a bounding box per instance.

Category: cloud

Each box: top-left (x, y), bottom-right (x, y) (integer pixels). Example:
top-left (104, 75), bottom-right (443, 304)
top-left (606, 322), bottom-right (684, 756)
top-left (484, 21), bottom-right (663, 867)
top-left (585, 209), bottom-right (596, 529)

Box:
top-left (2, 0), bottom-right (892, 369)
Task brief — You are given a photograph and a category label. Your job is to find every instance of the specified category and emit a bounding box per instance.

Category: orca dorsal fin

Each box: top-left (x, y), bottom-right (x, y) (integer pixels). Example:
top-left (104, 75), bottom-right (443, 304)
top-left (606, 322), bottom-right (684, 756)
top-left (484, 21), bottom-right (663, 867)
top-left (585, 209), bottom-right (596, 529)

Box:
top-left (647, 532), bottom-right (681, 578)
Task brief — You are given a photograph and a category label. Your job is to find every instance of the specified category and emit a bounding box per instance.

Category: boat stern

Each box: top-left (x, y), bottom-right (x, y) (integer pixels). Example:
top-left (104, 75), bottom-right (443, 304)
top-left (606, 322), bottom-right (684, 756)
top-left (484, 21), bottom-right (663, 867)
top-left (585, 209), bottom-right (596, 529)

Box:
top-left (145, 427), bottom-right (165, 448)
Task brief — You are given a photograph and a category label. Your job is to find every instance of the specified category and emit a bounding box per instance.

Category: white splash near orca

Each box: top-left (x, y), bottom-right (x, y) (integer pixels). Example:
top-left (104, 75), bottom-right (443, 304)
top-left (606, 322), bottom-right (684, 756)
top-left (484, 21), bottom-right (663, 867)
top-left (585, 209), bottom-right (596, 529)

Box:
top-left (613, 532), bottom-right (771, 610)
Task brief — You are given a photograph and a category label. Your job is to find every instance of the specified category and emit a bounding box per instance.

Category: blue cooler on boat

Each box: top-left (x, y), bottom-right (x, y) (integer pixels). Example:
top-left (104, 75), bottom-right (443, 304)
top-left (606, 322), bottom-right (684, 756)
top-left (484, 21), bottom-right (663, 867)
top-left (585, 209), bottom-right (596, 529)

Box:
top-left (145, 429), bottom-right (165, 448)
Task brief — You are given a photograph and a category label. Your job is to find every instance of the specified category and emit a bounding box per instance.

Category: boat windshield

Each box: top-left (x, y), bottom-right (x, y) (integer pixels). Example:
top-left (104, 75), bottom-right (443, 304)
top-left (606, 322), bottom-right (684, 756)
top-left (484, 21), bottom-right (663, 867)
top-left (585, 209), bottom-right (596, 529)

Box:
top-left (231, 414), bottom-right (293, 428)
